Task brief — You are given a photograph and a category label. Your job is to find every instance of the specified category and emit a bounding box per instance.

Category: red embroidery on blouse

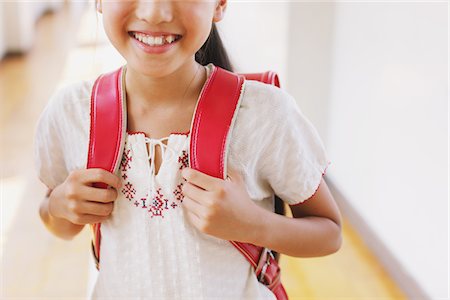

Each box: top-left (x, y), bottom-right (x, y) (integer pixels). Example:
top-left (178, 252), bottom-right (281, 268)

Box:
top-left (140, 196), bottom-right (148, 208)
top-left (121, 149), bottom-right (133, 172)
top-left (171, 131), bottom-right (190, 136)
top-left (118, 135), bottom-right (193, 218)
top-left (127, 130), bottom-right (190, 137)
top-left (135, 185), bottom-right (185, 218)
top-left (122, 182), bottom-right (136, 201)
top-left (173, 183), bottom-right (184, 202)
top-left (127, 131), bottom-right (147, 136)
top-left (148, 188), bottom-right (169, 218)
top-left (178, 150), bottom-right (189, 170)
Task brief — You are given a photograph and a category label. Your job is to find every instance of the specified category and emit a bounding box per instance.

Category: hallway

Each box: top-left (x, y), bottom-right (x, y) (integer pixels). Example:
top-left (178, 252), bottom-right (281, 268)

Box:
top-left (1, 2), bottom-right (407, 299)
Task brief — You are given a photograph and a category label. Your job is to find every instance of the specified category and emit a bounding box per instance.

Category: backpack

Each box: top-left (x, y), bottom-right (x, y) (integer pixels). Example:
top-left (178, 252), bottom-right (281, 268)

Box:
top-left (87, 64), bottom-right (288, 299)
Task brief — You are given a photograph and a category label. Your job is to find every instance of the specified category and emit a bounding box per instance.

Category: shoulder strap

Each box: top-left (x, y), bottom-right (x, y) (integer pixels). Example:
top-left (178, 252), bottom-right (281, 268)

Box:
top-left (240, 71), bottom-right (280, 88)
top-left (87, 66), bottom-right (126, 268)
top-left (189, 66), bottom-right (243, 178)
top-left (87, 66), bottom-right (126, 176)
top-left (191, 66), bottom-right (287, 299)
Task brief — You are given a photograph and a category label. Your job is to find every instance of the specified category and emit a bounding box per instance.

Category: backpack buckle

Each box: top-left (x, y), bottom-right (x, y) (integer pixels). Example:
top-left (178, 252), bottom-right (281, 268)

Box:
top-left (257, 247), bottom-right (275, 283)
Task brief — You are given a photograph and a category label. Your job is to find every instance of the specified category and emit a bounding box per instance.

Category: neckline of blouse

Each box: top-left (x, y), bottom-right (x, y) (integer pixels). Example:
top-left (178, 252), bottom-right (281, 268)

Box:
top-left (125, 131), bottom-right (190, 192)
top-left (126, 130), bottom-right (190, 140)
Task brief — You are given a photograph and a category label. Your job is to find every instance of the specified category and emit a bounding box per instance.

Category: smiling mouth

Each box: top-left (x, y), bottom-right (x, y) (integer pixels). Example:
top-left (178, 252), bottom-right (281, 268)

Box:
top-left (128, 31), bottom-right (182, 47)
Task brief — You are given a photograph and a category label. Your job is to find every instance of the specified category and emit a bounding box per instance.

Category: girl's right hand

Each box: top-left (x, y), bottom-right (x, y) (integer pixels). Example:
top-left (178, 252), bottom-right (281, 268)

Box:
top-left (48, 168), bottom-right (122, 225)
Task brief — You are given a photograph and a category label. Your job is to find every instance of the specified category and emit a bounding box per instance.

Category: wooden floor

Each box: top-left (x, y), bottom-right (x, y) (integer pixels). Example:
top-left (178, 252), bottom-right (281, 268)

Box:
top-left (0, 2), bottom-right (407, 299)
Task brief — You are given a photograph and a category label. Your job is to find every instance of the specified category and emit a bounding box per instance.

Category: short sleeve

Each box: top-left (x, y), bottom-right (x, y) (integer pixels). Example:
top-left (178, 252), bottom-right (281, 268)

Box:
top-left (33, 89), bottom-right (70, 190)
top-left (256, 86), bottom-right (331, 205)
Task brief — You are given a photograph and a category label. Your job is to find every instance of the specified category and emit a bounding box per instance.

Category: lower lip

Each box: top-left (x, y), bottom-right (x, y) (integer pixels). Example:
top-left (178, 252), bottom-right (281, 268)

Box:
top-left (130, 34), bottom-right (179, 54)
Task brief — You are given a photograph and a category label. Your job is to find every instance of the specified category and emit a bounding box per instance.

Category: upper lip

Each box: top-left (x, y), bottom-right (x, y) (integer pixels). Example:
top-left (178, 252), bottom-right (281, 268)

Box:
top-left (129, 30), bottom-right (181, 37)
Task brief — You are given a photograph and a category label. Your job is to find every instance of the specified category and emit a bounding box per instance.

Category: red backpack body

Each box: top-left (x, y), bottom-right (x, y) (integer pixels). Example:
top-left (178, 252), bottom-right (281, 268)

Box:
top-left (87, 64), bottom-right (288, 299)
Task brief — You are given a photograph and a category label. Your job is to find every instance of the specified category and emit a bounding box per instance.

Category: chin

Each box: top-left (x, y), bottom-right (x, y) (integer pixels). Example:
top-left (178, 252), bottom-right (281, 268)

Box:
top-left (128, 60), bottom-right (174, 77)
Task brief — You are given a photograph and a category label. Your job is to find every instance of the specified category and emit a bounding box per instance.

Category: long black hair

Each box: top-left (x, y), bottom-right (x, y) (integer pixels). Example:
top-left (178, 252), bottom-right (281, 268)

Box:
top-left (195, 23), bottom-right (234, 72)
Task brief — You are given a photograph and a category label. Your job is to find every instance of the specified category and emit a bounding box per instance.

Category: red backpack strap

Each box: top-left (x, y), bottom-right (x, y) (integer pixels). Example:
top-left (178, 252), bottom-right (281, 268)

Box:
top-left (87, 66), bottom-right (126, 269)
top-left (189, 65), bottom-right (243, 178)
top-left (240, 71), bottom-right (280, 88)
top-left (190, 66), bottom-right (288, 300)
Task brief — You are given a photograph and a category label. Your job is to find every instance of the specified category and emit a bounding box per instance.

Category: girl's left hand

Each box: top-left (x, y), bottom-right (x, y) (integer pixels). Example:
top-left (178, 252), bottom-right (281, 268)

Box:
top-left (181, 166), bottom-right (262, 243)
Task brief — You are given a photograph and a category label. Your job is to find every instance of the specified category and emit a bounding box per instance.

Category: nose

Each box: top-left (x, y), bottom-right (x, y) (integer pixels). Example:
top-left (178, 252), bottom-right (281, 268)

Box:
top-left (135, 0), bottom-right (174, 24)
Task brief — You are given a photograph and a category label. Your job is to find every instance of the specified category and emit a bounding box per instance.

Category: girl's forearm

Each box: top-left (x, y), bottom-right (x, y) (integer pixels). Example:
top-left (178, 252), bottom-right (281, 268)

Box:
top-left (248, 206), bottom-right (342, 257)
top-left (39, 195), bottom-right (85, 240)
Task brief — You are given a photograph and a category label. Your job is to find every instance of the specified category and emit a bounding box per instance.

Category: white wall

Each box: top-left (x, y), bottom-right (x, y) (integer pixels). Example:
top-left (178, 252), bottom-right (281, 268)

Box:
top-left (286, 3), bottom-right (447, 299)
top-left (285, 3), bottom-right (335, 142)
top-left (218, 2), bottom-right (289, 85)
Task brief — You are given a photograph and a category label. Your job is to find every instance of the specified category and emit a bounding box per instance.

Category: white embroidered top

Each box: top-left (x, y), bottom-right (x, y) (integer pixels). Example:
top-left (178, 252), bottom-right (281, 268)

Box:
top-left (33, 63), bottom-right (331, 299)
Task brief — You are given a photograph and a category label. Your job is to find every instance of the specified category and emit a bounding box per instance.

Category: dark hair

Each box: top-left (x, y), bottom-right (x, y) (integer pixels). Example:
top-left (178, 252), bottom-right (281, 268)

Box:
top-left (195, 24), bottom-right (234, 72)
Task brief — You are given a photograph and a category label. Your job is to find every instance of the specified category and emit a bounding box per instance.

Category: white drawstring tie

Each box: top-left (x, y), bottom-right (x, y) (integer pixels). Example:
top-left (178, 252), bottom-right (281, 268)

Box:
top-left (144, 137), bottom-right (178, 194)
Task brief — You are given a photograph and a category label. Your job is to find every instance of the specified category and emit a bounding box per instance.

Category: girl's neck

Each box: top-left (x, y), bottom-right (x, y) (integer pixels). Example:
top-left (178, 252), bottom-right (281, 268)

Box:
top-left (124, 61), bottom-right (206, 111)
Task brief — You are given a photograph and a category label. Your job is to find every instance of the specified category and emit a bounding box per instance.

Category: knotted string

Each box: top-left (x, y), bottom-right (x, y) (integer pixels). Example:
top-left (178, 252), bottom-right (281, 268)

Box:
top-left (144, 136), bottom-right (178, 195)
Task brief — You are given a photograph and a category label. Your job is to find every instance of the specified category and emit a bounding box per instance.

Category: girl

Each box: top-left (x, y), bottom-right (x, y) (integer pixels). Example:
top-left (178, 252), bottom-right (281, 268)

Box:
top-left (34, 0), bottom-right (343, 299)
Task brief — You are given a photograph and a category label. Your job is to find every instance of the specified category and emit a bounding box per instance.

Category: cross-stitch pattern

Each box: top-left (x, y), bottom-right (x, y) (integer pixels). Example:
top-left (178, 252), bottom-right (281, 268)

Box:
top-left (147, 188), bottom-right (169, 218)
top-left (173, 183), bottom-right (184, 202)
top-left (121, 149), bottom-right (133, 172)
top-left (119, 142), bottom-right (189, 218)
top-left (178, 150), bottom-right (189, 170)
top-left (121, 182), bottom-right (136, 201)
top-left (140, 196), bottom-right (148, 208)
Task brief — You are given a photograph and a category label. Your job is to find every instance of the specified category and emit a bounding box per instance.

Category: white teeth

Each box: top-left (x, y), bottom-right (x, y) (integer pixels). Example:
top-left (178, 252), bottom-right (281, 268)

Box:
top-left (132, 32), bottom-right (178, 46)
top-left (166, 35), bottom-right (175, 43)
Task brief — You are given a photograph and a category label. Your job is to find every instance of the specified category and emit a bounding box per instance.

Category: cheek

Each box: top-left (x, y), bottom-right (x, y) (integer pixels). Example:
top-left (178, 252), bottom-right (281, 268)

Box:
top-left (102, 2), bottom-right (133, 44)
top-left (179, 2), bottom-right (215, 41)
top-left (183, 17), bottom-right (213, 52)
top-left (191, 21), bottom-right (212, 49)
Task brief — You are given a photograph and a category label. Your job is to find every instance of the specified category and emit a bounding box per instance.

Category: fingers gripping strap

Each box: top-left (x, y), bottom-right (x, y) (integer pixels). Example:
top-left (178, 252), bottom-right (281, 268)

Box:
top-left (88, 66), bottom-right (126, 267)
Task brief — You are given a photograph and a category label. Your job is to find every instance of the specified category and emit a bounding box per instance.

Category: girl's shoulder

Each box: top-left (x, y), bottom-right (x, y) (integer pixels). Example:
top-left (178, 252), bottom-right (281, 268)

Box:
top-left (34, 78), bottom-right (97, 189)
top-left (229, 78), bottom-right (303, 153)
top-left (41, 78), bottom-right (96, 125)
top-left (36, 78), bottom-right (96, 146)
top-left (240, 78), bottom-right (300, 121)
top-left (47, 79), bottom-right (95, 111)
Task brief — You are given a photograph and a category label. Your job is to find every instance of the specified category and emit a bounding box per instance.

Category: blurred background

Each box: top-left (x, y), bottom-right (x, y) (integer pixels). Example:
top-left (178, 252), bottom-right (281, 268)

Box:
top-left (0, 0), bottom-right (448, 299)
